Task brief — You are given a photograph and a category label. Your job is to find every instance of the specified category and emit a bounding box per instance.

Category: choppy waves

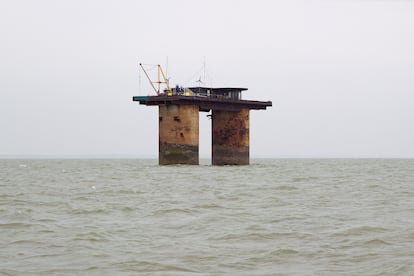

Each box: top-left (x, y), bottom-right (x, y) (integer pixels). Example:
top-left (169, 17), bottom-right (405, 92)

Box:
top-left (1, 159), bottom-right (413, 275)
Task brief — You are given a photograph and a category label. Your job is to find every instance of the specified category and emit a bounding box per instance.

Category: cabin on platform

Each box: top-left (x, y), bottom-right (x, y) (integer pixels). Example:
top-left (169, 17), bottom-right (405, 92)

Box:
top-left (187, 87), bottom-right (247, 100)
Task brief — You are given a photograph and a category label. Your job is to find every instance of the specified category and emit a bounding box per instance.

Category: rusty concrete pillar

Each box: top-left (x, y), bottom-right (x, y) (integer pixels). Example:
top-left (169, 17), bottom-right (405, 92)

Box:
top-left (212, 108), bottom-right (249, 165)
top-left (158, 105), bottom-right (199, 165)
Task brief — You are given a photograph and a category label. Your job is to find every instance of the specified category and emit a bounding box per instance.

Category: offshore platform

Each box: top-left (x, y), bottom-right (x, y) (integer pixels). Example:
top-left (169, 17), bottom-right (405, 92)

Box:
top-left (133, 63), bottom-right (272, 165)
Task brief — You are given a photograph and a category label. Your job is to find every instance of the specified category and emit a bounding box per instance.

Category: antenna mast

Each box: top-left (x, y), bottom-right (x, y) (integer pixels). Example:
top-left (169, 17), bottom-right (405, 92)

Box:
top-left (203, 56), bottom-right (206, 83)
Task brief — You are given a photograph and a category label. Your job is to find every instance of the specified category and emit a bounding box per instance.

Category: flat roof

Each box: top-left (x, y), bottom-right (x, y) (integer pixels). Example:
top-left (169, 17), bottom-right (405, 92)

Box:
top-left (187, 87), bottom-right (248, 94)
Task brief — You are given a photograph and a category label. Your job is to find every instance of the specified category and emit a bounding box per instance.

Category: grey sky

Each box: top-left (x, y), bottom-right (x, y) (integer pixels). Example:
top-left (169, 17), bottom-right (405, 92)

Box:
top-left (1, 0), bottom-right (413, 158)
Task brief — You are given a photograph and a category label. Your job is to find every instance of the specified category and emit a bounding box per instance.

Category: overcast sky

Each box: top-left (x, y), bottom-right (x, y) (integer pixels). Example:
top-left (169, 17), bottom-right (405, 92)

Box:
top-left (1, 0), bottom-right (413, 158)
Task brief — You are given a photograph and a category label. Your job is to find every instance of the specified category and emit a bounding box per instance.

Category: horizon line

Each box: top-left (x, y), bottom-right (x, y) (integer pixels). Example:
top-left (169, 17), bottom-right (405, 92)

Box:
top-left (1, 154), bottom-right (413, 160)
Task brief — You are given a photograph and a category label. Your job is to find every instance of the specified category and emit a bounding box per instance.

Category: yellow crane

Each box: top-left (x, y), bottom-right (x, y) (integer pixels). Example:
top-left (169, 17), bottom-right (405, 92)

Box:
top-left (139, 63), bottom-right (172, 96)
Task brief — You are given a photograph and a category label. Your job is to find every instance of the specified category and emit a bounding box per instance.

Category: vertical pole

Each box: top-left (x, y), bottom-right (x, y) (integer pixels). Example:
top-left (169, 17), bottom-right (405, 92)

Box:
top-left (157, 65), bottom-right (161, 95)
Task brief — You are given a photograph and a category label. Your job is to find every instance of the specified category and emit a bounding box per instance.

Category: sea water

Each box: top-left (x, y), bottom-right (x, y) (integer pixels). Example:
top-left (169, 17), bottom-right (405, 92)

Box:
top-left (1, 159), bottom-right (413, 275)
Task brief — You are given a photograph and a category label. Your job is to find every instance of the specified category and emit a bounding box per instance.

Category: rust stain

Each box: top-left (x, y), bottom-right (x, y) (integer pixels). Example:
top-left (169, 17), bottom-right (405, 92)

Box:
top-left (212, 108), bottom-right (249, 165)
top-left (158, 105), bottom-right (199, 165)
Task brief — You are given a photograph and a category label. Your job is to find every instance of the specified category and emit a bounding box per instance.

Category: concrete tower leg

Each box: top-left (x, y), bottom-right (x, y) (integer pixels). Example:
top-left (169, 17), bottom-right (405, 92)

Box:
top-left (212, 108), bottom-right (250, 165)
top-left (158, 105), bottom-right (199, 165)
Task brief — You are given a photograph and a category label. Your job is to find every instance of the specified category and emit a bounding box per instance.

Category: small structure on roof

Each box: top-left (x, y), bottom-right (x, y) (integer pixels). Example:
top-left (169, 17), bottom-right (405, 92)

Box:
top-left (187, 87), bottom-right (247, 100)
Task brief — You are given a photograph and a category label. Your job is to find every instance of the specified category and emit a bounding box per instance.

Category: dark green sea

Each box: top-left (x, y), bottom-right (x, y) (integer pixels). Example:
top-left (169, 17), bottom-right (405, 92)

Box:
top-left (1, 159), bottom-right (413, 275)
